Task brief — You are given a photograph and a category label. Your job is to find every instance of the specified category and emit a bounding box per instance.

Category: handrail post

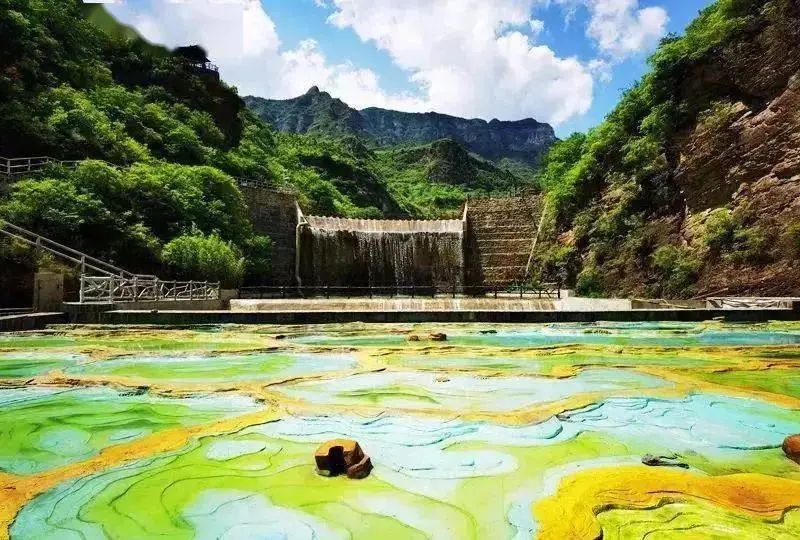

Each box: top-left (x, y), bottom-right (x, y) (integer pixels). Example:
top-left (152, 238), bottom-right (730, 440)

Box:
top-left (108, 277), bottom-right (114, 303)
top-left (189, 280), bottom-right (194, 300)
top-left (79, 274), bottom-right (85, 303)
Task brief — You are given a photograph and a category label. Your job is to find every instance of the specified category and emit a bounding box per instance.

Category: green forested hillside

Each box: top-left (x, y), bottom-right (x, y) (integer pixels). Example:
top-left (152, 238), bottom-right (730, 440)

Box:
top-left (532, 0), bottom-right (800, 298)
top-left (0, 0), bottom-right (532, 295)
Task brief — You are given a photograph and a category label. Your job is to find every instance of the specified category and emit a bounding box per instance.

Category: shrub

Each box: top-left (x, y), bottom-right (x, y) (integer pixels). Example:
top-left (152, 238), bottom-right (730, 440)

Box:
top-left (783, 221), bottom-right (800, 257)
top-left (161, 231), bottom-right (244, 287)
top-left (702, 208), bottom-right (735, 252)
top-left (728, 226), bottom-right (770, 264)
top-left (575, 266), bottom-right (604, 297)
top-left (651, 245), bottom-right (702, 297)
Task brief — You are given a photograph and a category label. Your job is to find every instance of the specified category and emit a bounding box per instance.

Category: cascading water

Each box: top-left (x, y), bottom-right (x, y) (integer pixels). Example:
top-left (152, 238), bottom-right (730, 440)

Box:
top-left (298, 217), bottom-right (465, 290)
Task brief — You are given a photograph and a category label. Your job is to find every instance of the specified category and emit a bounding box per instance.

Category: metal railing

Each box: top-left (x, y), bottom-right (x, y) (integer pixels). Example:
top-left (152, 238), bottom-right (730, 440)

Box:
top-left (80, 275), bottom-right (220, 303)
top-left (239, 283), bottom-right (561, 300)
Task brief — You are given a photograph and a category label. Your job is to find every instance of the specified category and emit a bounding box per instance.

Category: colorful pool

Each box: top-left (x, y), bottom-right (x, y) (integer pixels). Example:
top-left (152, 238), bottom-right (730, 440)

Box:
top-left (2, 321), bottom-right (799, 539)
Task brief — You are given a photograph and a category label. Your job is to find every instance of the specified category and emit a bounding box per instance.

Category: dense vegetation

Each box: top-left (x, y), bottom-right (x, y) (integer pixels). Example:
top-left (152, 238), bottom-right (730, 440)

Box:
top-left (244, 90), bottom-right (557, 166)
top-left (531, 0), bottom-right (800, 297)
top-left (0, 0), bottom-right (532, 301)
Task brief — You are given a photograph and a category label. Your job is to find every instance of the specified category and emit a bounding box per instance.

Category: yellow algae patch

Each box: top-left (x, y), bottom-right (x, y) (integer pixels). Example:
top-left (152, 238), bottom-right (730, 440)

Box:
top-left (0, 407), bottom-right (281, 540)
top-left (534, 465), bottom-right (800, 540)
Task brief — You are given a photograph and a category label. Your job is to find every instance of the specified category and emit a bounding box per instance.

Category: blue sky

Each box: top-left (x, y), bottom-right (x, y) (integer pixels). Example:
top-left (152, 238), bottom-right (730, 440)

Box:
top-left (106, 0), bottom-right (717, 137)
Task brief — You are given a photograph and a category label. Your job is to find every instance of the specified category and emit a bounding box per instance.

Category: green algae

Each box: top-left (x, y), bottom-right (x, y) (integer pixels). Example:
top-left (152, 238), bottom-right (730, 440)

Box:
top-left (0, 387), bottom-right (258, 475)
top-left (0, 352), bottom-right (85, 378)
top-left (67, 351), bottom-right (357, 383)
top-left (6, 322), bottom-right (800, 539)
top-left (691, 368), bottom-right (800, 400)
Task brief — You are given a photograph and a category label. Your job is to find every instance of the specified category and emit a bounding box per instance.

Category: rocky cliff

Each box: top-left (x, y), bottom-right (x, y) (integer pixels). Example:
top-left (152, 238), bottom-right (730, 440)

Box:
top-left (244, 88), bottom-right (557, 165)
top-left (533, 0), bottom-right (800, 298)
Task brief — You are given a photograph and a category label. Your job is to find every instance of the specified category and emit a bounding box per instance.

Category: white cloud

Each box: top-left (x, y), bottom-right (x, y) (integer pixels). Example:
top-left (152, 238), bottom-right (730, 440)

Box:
top-left (108, 0), bottom-right (597, 125)
top-left (529, 19), bottom-right (545, 37)
top-left (326, 0), bottom-right (594, 124)
top-left (561, 0), bottom-right (669, 60)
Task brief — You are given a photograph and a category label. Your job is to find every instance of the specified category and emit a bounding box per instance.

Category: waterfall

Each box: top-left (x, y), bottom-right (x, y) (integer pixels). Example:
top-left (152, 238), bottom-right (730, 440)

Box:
top-left (298, 217), bottom-right (465, 290)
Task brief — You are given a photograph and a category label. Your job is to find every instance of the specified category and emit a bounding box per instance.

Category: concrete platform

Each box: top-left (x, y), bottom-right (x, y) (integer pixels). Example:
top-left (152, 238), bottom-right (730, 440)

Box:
top-left (96, 307), bottom-right (800, 326)
top-left (230, 297), bottom-right (632, 312)
top-left (0, 312), bottom-right (67, 332)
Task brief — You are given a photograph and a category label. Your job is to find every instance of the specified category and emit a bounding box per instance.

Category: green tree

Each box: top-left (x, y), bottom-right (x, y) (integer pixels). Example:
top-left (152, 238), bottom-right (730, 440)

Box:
top-left (161, 231), bottom-right (244, 287)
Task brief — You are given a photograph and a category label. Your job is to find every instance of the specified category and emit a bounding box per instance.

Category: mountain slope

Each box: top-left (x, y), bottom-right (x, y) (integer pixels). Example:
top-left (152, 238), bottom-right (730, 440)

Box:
top-left (532, 0), bottom-right (800, 298)
top-left (373, 138), bottom-right (525, 217)
top-left (244, 88), bottom-right (557, 165)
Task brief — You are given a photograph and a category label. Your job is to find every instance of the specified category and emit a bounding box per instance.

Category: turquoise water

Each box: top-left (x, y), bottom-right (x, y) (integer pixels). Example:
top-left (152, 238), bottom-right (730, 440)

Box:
top-left (293, 322), bottom-right (800, 348)
top-left (274, 368), bottom-right (670, 412)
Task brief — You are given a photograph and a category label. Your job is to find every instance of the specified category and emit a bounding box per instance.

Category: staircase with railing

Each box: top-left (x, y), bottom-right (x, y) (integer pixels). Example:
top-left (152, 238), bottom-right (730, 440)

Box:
top-left (0, 221), bottom-right (219, 303)
top-left (466, 195), bottom-right (544, 287)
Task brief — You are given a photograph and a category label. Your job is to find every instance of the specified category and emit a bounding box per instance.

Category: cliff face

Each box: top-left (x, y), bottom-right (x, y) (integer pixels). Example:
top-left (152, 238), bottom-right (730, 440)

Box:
top-left (244, 88), bottom-right (557, 165)
top-left (533, 0), bottom-right (800, 299)
top-left (670, 1), bottom-right (800, 295)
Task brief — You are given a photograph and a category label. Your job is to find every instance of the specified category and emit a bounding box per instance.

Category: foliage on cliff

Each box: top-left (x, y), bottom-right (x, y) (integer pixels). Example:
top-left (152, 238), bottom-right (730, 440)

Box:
top-left (1, 0), bottom-right (534, 300)
top-left (533, 0), bottom-right (800, 298)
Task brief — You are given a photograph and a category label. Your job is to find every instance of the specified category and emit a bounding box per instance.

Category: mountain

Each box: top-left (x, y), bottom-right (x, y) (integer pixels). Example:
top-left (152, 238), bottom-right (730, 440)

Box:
top-left (373, 138), bottom-right (524, 217)
top-left (244, 87), bottom-right (557, 165)
top-left (531, 0), bottom-right (800, 298)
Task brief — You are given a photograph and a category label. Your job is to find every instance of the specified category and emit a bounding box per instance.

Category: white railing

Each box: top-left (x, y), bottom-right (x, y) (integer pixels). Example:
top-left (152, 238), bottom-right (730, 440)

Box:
top-left (0, 156), bottom-right (80, 179)
top-left (80, 275), bottom-right (220, 303)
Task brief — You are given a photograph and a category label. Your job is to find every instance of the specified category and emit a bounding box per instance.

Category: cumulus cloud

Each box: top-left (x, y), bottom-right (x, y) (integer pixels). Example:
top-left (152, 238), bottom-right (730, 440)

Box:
top-left (326, 0), bottom-right (594, 124)
top-left (561, 0), bottom-right (669, 60)
top-left (108, 0), bottom-right (598, 125)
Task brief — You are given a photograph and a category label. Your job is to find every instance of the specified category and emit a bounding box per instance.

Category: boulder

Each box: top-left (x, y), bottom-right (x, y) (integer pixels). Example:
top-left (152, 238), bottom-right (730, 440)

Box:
top-left (783, 434), bottom-right (800, 464)
top-left (428, 332), bottom-right (447, 341)
top-left (346, 455), bottom-right (373, 479)
top-left (407, 334), bottom-right (421, 342)
top-left (315, 439), bottom-right (372, 479)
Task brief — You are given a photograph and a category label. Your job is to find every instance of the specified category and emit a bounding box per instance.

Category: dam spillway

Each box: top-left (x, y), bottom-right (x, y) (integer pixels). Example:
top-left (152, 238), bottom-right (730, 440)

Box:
top-left (297, 216), bottom-right (465, 289)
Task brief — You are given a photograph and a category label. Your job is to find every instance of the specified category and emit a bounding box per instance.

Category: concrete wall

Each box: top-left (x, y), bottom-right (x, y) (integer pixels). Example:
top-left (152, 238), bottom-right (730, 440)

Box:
top-left (33, 272), bottom-right (64, 312)
top-left (240, 186), bottom-right (299, 285)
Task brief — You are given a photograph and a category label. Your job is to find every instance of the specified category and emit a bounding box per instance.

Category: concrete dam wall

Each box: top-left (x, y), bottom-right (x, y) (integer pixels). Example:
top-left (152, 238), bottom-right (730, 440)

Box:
top-left (244, 188), bottom-right (543, 289)
top-left (297, 216), bottom-right (465, 289)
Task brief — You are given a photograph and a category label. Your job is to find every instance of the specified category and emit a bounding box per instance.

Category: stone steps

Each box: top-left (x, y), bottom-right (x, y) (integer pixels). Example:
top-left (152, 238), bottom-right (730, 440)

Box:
top-left (467, 194), bottom-right (543, 287)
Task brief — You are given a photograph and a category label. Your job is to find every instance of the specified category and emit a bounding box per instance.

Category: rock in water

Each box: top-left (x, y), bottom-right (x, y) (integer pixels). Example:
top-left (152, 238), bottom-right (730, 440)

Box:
top-left (429, 332), bottom-right (447, 341)
top-left (642, 454), bottom-right (689, 468)
top-left (783, 434), bottom-right (800, 464)
top-left (346, 455), bottom-right (373, 479)
top-left (315, 439), bottom-right (372, 479)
